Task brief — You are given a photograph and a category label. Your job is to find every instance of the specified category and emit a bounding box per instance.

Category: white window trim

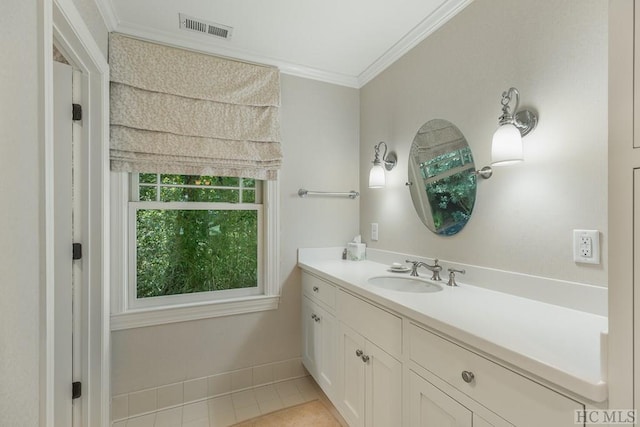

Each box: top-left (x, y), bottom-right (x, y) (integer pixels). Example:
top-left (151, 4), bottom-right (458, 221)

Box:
top-left (110, 172), bottom-right (280, 330)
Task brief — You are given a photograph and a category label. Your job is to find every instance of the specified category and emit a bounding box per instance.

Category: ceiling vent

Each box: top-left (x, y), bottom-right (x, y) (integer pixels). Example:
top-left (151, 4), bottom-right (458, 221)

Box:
top-left (179, 13), bottom-right (233, 40)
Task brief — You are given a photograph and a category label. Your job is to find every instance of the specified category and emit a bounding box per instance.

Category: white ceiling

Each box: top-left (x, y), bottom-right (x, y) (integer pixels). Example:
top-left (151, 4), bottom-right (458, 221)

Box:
top-left (95, 0), bottom-right (472, 88)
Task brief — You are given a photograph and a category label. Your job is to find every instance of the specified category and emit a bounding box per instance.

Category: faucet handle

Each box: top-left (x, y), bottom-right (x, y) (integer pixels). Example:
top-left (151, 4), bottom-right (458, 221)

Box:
top-left (447, 268), bottom-right (466, 287)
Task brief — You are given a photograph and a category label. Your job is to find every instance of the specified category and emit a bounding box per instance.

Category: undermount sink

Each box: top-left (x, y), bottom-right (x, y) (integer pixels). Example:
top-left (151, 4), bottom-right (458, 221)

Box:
top-left (367, 276), bottom-right (443, 293)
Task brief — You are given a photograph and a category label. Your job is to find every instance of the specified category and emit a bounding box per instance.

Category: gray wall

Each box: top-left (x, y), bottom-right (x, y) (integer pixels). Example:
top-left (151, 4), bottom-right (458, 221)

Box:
top-left (359, 0), bottom-right (608, 286)
top-left (0, 1), bottom-right (43, 426)
top-left (111, 74), bottom-right (360, 395)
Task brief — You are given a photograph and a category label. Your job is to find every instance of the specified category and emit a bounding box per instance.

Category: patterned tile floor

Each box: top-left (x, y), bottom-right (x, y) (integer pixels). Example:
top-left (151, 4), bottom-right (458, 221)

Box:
top-left (113, 376), bottom-right (332, 427)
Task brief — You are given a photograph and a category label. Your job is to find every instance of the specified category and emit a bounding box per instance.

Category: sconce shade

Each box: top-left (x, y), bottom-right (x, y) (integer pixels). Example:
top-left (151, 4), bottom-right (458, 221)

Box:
top-left (491, 123), bottom-right (523, 166)
top-left (369, 163), bottom-right (386, 188)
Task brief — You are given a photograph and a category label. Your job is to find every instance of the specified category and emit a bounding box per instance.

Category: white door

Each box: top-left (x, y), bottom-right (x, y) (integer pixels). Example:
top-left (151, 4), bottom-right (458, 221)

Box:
top-left (408, 370), bottom-right (472, 427)
top-left (301, 297), bottom-right (319, 377)
top-left (365, 341), bottom-right (402, 427)
top-left (337, 323), bottom-right (366, 427)
top-left (53, 60), bottom-right (82, 426)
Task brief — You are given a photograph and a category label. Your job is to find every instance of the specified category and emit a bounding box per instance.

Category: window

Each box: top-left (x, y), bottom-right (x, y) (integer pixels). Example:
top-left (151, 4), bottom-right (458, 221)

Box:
top-left (111, 173), bottom-right (280, 330)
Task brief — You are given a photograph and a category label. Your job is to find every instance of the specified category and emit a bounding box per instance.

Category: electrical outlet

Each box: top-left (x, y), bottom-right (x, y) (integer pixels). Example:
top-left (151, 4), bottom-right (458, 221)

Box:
top-left (573, 230), bottom-right (600, 264)
top-left (371, 223), bottom-right (379, 241)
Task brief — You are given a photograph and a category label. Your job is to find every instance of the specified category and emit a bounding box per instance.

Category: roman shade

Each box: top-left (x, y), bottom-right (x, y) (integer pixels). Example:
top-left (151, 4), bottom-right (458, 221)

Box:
top-left (109, 33), bottom-right (282, 180)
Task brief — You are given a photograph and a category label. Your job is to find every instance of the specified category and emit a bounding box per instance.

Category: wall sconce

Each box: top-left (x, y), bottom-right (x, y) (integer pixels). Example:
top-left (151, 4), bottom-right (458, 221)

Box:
top-left (369, 141), bottom-right (397, 188)
top-left (490, 87), bottom-right (538, 167)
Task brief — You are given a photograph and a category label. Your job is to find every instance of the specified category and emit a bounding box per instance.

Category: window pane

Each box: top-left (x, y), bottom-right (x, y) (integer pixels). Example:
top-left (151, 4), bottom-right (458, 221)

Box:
top-left (159, 174), bottom-right (240, 187)
top-left (136, 209), bottom-right (258, 298)
top-left (242, 178), bottom-right (256, 188)
top-left (243, 190), bottom-right (256, 203)
top-left (139, 173), bottom-right (157, 184)
top-left (160, 187), bottom-right (239, 203)
top-left (139, 186), bottom-right (157, 201)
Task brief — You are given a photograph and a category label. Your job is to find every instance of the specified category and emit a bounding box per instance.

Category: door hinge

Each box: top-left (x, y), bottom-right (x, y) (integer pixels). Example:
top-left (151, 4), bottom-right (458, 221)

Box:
top-left (72, 243), bottom-right (82, 260)
top-left (72, 382), bottom-right (82, 399)
top-left (72, 103), bottom-right (82, 121)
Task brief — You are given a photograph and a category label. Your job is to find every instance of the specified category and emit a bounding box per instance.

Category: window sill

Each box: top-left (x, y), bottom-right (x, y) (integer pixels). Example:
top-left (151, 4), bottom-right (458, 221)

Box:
top-left (110, 295), bottom-right (280, 330)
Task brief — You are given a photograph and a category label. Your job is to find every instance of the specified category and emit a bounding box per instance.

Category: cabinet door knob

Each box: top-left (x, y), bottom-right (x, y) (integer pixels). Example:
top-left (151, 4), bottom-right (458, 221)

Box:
top-left (355, 349), bottom-right (363, 357)
top-left (313, 286), bottom-right (319, 292)
top-left (461, 370), bottom-right (475, 383)
top-left (361, 355), bottom-right (370, 363)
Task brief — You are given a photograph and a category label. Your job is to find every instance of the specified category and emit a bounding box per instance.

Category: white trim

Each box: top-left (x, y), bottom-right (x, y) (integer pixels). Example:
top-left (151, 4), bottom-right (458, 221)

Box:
top-left (43, 1), bottom-right (55, 425)
top-left (111, 295), bottom-right (280, 330)
top-left (92, 0), bottom-right (471, 89)
top-left (92, 0), bottom-right (118, 31)
top-left (357, 0), bottom-right (473, 87)
top-left (51, 1), bottom-right (111, 426)
top-left (264, 180), bottom-right (280, 296)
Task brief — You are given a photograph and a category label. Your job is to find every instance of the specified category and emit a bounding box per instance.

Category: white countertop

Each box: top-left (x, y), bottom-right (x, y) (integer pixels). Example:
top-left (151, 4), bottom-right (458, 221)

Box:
top-left (298, 251), bottom-right (608, 403)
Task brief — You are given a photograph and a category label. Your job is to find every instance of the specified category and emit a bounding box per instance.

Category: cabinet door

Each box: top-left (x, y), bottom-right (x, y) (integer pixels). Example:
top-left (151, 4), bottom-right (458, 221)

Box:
top-left (317, 304), bottom-right (336, 397)
top-left (301, 297), bottom-right (319, 378)
top-left (365, 341), bottom-right (402, 427)
top-left (337, 323), bottom-right (366, 427)
top-left (409, 370), bottom-right (472, 427)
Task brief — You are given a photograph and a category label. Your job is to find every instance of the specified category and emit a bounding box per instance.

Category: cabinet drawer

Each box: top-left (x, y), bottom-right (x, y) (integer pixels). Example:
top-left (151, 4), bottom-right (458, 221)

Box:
top-left (302, 273), bottom-right (336, 310)
top-left (408, 323), bottom-right (583, 427)
top-left (337, 290), bottom-right (402, 358)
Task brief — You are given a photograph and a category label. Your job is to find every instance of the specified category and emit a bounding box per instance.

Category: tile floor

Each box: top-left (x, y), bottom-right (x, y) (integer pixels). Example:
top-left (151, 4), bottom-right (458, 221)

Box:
top-left (112, 376), bottom-right (329, 427)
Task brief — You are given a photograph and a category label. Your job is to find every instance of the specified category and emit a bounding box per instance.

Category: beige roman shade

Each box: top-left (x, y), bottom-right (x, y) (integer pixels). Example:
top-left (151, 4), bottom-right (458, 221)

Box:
top-left (109, 33), bottom-right (282, 180)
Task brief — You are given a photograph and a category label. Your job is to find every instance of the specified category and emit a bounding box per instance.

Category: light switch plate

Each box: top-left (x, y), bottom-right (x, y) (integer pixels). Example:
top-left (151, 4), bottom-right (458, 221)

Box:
top-left (573, 229), bottom-right (600, 264)
top-left (371, 223), bottom-right (379, 241)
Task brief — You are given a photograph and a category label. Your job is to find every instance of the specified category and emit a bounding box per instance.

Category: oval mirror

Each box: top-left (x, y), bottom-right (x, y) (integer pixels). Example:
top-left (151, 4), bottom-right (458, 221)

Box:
top-left (408, 119), bottom-right (477, 235)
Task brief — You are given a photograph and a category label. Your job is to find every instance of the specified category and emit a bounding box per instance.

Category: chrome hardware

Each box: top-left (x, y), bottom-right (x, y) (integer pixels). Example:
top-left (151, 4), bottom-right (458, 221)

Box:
top-left (313, 286), bottom-right (319, 292)
top-left (461, 370), bottom-right (475, 383)
top-left (405, 259), bottom-right (442, 281)
top-left (361, 355), bottom-right (370, 363)
top-left (355, 349), bottom-right (363, 357)
top-left (447, 268), bottom-right (466, 287)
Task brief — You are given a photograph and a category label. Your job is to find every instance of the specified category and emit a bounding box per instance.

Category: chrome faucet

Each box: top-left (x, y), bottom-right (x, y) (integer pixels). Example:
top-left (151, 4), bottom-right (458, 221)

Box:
top-left (405, 259), bottom-right (442, 281)
top-left (447, 268), bottom-right (466, 287)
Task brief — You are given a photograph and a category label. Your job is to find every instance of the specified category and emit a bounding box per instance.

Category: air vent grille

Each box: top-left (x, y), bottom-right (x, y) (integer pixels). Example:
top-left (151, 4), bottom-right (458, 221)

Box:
top-left (179, 13), bottom-right (233, 40)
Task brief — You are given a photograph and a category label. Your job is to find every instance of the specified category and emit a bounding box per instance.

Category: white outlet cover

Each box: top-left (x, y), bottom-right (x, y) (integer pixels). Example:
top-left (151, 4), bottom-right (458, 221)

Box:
top-left (573, 229), bottom-right (600, 264)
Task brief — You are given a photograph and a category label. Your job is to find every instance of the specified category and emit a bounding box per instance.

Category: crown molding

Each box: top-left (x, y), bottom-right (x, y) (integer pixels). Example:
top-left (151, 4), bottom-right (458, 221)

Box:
top-left (92, 0), bottom-right (470, 89)
top-left (357, 0), bottom-right (473, 87)
top-left (113, 21), bottom-right (361, 88)
top-left (93, 0), bottom-right (118, 31)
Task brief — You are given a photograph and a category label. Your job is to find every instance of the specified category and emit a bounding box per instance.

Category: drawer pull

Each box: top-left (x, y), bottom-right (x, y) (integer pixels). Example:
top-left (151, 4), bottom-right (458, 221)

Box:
top-left (355, 349), bottom-right (363, 357)
top-left (361, 355), bottom-right (370, 363)
top-left (313, 286), bottom-right (319, 292)
top-left (461, 370), bottom-right (475, 383)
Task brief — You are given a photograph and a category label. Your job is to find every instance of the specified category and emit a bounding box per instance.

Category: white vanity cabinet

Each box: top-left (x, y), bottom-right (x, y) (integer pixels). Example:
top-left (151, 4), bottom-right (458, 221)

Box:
top-left (408, 323), bottom-right (584, 427)
top-left (301, 273), bottom-right (337, 398)
top-left (336, 290), bottom-right (403, 427)
top-left (299, 266), bottom-right (594, 427)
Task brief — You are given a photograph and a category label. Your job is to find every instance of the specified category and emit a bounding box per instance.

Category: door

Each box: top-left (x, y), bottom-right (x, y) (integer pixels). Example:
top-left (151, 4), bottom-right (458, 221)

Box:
top-left (302, 296), bottom-right (319, 376)
top-left (337, 323), bottom-right (366, 427)
top-left (317, 303), bottom-right (336, 397)
top-left (53, 59), bottom-right (82, 426)
top-left (366, 341), bottom-right (402, 427)
top-left (409, 370), bottom-right (472, 427)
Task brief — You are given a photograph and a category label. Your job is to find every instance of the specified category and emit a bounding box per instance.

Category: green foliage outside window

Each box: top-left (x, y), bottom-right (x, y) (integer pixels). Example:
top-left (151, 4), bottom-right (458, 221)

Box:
top-left (135, 174), bottom-right (259, 299)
